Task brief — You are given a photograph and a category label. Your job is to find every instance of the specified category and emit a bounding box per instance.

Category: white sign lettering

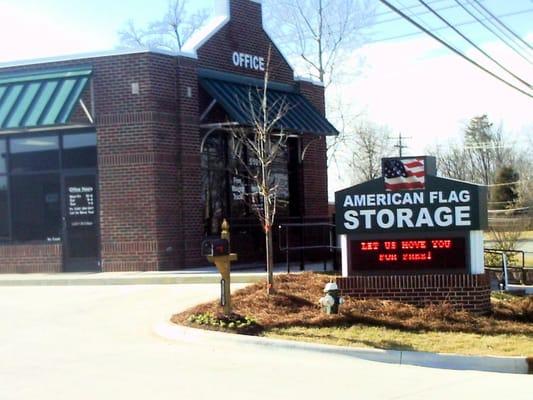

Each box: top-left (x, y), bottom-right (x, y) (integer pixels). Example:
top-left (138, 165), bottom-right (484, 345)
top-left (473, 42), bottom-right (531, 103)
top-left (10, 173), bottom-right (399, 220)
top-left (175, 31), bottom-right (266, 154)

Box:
top-left (232, 52), bottom-right (265, 71)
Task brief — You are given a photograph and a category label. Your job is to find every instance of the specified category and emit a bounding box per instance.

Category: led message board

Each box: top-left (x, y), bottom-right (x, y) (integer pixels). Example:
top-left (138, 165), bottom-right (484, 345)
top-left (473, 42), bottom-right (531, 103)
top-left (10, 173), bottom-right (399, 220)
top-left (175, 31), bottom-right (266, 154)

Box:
top-left (349, 235), bottom-right (467, 274)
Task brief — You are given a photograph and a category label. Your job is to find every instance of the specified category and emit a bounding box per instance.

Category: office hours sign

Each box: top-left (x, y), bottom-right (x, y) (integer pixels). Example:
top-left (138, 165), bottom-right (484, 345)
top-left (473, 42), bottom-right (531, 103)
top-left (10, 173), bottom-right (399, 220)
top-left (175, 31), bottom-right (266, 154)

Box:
top-left (67, 184), bottom-right (96, 227)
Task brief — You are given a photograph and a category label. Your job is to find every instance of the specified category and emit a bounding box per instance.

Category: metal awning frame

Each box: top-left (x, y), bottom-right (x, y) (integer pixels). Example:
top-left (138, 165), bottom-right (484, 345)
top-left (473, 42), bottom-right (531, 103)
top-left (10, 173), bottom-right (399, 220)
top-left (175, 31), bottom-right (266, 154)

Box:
top-left (0, 66), bottom-right (95, 130)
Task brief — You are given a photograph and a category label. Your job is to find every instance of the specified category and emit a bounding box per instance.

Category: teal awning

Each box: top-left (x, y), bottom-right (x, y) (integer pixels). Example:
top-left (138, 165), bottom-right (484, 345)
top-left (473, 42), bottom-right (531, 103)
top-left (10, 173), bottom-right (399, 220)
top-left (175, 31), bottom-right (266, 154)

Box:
top-left (0, 67), bottom-right (92, 130)
top-left (200, 78), bottom-right (338, 136)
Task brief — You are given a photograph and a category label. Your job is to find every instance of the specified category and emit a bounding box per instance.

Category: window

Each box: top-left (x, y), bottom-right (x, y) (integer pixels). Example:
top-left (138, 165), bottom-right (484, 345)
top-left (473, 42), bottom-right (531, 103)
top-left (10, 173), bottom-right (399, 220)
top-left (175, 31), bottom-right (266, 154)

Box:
top-left (10, 136), bottom-right (59, 173)
top-left (201, 131), bottom-right (292, 233)
top-left (0, 176), bottom-right (8, 238)
top-left (202, 134), bottom-right (228, 234)
top-left (0, 139), bottom-right (7, 174)
top-left (11, 174), bottom-right (61, 241)
top-left (0, 131), bottom-right (96, 243)
top-left (63, 132), bottom-right (97, 169)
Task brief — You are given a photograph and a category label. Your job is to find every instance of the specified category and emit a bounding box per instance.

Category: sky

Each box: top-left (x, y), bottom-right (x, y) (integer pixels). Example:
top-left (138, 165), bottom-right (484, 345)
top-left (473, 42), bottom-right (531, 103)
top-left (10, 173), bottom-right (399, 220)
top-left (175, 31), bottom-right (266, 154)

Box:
top-left (0, 0), bottom-right (531, 197)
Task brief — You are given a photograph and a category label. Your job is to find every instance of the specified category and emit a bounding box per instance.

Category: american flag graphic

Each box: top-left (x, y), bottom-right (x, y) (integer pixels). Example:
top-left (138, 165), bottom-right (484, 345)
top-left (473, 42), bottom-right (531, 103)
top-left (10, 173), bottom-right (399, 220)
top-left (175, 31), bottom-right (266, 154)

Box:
top-left (383, 158), bottom-right (425, 191)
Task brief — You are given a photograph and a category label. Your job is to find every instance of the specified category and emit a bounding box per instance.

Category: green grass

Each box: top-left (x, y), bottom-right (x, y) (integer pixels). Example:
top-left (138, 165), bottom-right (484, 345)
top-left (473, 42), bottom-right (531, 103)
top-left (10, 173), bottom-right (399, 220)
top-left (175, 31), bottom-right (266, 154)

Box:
top-left (265, 325), bottom-right (533, 356)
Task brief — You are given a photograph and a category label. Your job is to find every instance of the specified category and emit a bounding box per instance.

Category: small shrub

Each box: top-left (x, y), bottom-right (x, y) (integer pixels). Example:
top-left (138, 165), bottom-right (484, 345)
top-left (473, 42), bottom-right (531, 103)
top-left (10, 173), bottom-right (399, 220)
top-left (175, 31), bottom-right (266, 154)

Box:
top-left (187, 312), bottom-right (260, 334)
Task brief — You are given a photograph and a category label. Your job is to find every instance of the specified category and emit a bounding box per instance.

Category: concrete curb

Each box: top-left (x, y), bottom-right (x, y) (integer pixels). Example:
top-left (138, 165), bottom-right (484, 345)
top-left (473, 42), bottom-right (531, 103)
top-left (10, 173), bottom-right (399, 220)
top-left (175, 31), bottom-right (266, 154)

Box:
top-left (0, 273), bottom-right (265, 286)
top-left (154, 322), bottom-right (532, 375)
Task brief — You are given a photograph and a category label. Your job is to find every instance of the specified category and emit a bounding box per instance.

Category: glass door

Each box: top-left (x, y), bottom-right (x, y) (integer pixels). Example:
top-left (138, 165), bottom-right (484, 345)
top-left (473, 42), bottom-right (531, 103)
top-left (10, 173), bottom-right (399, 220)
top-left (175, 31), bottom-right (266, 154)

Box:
top-left (63, 173), bottom-right (100, 272)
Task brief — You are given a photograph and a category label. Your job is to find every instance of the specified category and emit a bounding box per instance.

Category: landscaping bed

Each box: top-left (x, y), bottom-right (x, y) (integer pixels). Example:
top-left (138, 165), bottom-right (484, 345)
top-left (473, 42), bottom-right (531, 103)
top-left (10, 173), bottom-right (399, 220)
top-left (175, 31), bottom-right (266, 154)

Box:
top-left (171, 273), bottom-right (533, 356)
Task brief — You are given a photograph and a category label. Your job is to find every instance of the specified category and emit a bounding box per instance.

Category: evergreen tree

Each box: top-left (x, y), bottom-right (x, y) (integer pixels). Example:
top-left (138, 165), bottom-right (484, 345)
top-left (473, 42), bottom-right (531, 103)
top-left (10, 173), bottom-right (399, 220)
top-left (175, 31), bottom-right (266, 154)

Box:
top-left (491, 166), bottom-right (519, 209)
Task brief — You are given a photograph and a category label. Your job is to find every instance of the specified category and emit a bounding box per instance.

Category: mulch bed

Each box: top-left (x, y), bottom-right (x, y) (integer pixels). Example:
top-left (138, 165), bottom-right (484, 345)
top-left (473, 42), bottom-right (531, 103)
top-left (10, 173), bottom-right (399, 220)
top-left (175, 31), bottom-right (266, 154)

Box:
top-left (171, 272), bottom-right (533, 336)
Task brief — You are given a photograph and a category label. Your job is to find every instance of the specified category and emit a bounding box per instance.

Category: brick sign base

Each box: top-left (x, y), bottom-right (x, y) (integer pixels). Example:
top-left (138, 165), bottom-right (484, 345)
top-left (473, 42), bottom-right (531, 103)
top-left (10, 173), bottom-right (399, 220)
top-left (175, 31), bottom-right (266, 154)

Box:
top-left (336, 273), bottom-right (491, 313)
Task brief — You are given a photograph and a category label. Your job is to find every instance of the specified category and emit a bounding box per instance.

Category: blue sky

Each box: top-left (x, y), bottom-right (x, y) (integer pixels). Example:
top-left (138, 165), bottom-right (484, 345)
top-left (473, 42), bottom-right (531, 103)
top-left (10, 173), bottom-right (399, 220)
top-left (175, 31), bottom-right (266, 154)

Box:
top-left (0, 0), bottom-right (531, 194)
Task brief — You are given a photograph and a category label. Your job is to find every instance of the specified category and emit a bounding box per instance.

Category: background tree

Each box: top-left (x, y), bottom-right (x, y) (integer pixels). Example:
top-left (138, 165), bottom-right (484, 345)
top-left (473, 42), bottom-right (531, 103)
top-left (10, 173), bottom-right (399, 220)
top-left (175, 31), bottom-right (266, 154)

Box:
top-left (434, 115), bottom-right (513, 187)
top-left (264, 0), bottom-right (374, 87)
top-left (346, 120), bottom-right (392, 183)
top-left (264, 0), bottom-right (374, 189)
top-left (118, 0), bottom-right (209, 52)
top-left (229, 49), bottom-right (289, 294)
top-left (491, 166), bottom-right (519, 210)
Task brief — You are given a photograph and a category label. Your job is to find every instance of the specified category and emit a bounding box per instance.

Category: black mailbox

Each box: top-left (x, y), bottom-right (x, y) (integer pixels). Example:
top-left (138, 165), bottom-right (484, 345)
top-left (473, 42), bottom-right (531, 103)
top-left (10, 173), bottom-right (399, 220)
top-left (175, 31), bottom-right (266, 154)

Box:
top-left (201, 238), bottom-right (230, 257)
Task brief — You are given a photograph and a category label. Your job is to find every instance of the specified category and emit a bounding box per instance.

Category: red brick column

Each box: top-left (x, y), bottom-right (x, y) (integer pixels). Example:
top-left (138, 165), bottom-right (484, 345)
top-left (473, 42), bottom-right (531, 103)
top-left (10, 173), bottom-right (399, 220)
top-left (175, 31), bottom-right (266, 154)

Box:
top-left (175, 56), bottom-right (204, 267)
top-left (297, 80), bottom-right (329, 218)
top-left (95, 53), bottom-right (180, 271)
top-left (337, 273), bottom-right (491, 313)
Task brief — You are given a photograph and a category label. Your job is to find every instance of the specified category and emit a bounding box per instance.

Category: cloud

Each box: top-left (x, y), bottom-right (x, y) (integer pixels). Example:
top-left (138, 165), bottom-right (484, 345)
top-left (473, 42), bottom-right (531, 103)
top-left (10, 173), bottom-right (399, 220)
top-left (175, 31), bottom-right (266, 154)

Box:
top-left (327, 33), bottom-right (532, 198)
top-left (0, 3), bottom-right (114, 62)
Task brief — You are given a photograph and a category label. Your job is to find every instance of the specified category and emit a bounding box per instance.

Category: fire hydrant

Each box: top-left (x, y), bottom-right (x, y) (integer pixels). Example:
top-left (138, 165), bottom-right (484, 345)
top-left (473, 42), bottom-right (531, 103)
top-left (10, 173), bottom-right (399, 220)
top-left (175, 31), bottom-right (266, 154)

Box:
top-left (319, 282), bottom-right (344, 314)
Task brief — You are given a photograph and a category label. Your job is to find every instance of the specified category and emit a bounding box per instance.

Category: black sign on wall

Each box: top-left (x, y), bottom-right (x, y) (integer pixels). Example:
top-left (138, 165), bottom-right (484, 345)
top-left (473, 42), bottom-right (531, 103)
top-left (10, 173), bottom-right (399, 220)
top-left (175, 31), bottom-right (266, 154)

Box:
top-left (335, 162), bottom-right (487, 235)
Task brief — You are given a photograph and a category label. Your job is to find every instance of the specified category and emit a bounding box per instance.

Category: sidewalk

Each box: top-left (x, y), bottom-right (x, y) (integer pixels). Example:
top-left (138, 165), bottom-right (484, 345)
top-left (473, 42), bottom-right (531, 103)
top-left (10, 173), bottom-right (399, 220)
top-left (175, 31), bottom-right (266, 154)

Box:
top-left (0, 261), bottom-right (334, 286)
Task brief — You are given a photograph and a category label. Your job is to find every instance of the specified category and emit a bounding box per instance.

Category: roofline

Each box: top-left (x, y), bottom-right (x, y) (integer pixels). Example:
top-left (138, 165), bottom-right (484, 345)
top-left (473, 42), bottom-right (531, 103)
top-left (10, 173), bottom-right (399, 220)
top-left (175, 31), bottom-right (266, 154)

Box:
top-left (0, 48), bottom-right (196, 70)
top-left (181, 16), bottom-right (230, 56)
top-left (294, 76), bottom-right (325, 87)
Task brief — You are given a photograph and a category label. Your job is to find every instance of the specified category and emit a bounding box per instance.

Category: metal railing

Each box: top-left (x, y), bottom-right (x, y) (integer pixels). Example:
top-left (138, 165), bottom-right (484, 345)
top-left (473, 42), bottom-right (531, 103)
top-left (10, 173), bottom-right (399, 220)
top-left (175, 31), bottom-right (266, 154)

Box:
top-left (484, 248), bottom-right (532, 286)
top-left (278, 221), bottom-right (340, 273)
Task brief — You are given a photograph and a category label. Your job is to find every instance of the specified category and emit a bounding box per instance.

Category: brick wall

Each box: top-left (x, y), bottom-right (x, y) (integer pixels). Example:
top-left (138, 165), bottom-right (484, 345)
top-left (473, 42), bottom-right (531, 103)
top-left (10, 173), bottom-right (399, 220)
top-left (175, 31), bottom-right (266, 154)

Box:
top-left (337, 273), bottom-right (492, 313)
top-left (91, 52), bottom-right (181, 271)
top-left (0, 244), bottom-right (62, 273)
top-left (197, 0), bottom-right (294, 84)
top-left (0, 52), bottom-right (186, 272)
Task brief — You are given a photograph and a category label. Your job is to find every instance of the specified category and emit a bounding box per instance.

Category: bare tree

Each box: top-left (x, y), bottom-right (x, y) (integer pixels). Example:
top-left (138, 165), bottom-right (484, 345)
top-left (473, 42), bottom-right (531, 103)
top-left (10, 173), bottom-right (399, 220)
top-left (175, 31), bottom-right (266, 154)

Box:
top-left (432, 115), bottom-right (515, 187)
top-left (229, 49), bottom-right (290, 294)
top-left (346, 121), bottom-right (392, 183)
top-left (264, 0), bottom-right (374, 87)
top-left (118, 0), bottom-right (209, 52)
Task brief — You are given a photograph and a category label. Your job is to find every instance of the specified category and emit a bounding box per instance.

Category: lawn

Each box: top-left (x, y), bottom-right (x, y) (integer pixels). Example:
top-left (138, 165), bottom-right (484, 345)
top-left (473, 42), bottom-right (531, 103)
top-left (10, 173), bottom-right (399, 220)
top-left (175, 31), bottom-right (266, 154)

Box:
top-left (172, 273), bottom-right (533, 357)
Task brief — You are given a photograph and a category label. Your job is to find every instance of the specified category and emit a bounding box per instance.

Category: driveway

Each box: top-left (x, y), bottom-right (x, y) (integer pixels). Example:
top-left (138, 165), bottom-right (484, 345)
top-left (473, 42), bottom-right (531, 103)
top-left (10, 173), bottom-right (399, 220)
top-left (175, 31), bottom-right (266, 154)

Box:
top-left (0, 284), bottom-right (530, 400)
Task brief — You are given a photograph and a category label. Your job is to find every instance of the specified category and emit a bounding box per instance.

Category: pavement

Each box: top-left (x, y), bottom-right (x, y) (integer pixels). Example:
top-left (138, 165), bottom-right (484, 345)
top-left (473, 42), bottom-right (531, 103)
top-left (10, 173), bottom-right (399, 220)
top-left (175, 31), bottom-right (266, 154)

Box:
top-left (1, 284), bottom-right (532, 400)
top-left (1, 262), bottom-right (532, 377)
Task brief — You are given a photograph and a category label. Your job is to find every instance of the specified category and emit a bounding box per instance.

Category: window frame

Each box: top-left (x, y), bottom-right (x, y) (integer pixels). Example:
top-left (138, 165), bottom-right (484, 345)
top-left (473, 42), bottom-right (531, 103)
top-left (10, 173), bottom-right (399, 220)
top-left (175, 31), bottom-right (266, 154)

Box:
top-left (0, 128), bottom-right (97, 244)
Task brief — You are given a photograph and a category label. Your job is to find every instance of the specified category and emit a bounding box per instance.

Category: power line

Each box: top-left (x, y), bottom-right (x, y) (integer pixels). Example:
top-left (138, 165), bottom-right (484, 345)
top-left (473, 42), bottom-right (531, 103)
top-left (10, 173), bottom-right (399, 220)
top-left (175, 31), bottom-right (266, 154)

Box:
top-left (417, 0), bottom-right (532, 89)
top-left (374, 0), bottom-right (448, 18)
top-left (470, 0), bottom-right (533, 51)
top-left (453, 0), bottom-right (533, 65)
top-left (468, 0), bottom-right (533, 56)
top-left (365, 8), bottom-right (533, 44)
top-left (374, 2), bottom-right (463, 26)
top-left (377, 0), bottom-right (532, 98)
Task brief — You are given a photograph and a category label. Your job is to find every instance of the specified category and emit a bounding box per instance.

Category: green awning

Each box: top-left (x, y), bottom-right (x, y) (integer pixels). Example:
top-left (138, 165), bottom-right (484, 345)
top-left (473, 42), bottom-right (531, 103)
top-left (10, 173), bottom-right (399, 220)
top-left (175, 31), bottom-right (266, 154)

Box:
top-left (200, 78), bottom-right (338, 136)
top-left (0, 67), bottom-right (92, 130)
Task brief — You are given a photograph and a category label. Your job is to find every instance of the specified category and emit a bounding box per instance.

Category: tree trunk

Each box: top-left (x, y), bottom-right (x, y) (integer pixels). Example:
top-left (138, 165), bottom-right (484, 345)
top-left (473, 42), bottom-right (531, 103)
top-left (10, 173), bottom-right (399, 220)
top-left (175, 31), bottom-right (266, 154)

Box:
top-left (265, 225), bottom-right (274, 295)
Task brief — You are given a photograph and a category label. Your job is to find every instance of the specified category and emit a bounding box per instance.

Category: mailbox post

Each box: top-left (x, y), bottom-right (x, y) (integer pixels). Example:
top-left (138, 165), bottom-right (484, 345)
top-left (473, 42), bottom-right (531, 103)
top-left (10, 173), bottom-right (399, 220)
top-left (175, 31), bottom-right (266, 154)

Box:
top-left (201, 220), bottom-right (238, 315)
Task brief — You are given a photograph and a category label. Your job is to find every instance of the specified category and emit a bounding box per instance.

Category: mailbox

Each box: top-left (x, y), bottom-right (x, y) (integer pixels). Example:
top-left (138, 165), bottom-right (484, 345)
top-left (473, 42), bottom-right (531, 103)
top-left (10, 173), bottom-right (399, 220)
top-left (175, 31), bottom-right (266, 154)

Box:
top-left (201, 238), bottom-right (230, 257)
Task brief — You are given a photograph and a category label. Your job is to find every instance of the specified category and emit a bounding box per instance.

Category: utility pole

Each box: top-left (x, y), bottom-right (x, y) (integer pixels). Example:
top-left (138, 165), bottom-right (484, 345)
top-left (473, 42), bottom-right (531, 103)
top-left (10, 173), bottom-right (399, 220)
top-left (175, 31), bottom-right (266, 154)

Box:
top-left (391, 133), bottom-right (411, 157)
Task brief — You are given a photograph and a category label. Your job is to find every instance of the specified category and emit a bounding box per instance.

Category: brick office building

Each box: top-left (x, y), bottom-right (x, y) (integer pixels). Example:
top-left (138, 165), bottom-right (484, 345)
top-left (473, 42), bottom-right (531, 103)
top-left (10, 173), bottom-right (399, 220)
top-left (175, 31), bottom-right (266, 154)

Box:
top-left (0, 0), bottom-right (336, 273)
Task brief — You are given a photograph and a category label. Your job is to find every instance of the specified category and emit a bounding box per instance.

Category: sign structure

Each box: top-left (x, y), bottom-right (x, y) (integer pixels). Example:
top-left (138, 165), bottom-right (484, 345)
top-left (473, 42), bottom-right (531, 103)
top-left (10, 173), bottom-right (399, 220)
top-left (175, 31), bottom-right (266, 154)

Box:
top-left (335, 156), bottom-right (488, 275)
top-left (336, 157), bottom-right (487, 235)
